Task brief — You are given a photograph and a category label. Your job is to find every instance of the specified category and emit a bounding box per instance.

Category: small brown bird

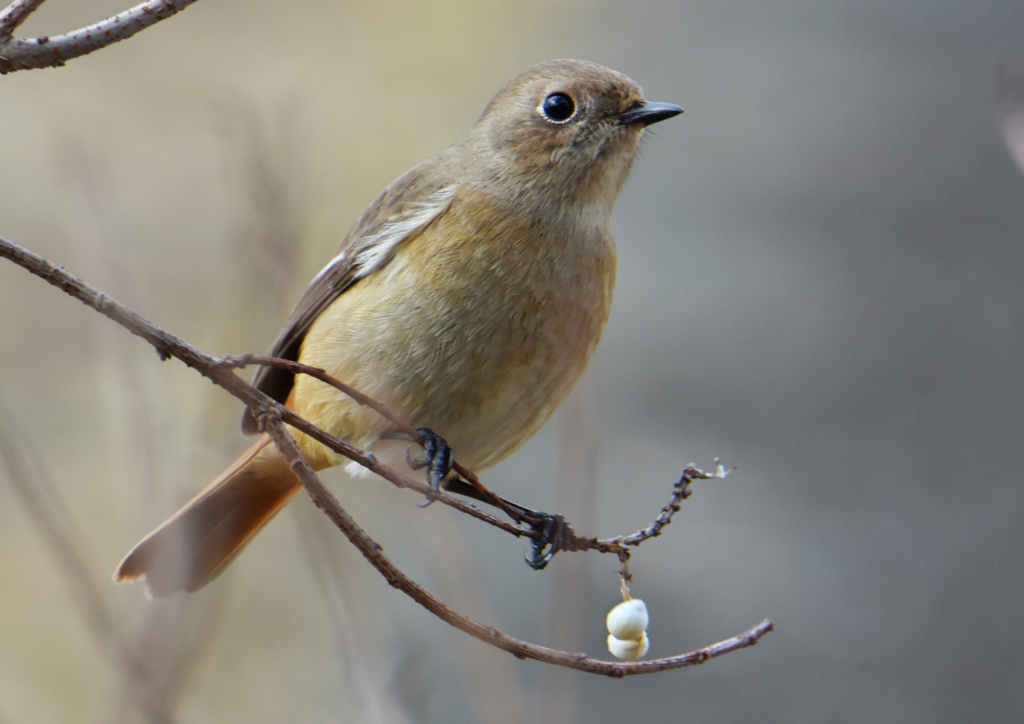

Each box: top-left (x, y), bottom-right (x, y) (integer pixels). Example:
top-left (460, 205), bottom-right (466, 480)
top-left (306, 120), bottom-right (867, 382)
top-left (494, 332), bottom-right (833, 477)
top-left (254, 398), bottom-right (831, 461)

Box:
top-left (115, 59), bottom-right (682, 597)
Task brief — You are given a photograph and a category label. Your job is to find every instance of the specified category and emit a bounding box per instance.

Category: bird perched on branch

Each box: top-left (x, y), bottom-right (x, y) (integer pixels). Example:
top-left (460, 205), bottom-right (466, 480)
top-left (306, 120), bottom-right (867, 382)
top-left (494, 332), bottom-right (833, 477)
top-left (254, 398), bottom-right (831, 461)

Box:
top-left (115, 59), bottom-right (682, 597)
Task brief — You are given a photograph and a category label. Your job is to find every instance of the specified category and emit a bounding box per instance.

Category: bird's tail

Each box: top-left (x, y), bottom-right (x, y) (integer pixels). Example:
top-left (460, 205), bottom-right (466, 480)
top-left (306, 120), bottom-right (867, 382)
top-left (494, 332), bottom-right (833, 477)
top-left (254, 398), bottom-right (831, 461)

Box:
top-left (114, 434), bottom-right (302, 597)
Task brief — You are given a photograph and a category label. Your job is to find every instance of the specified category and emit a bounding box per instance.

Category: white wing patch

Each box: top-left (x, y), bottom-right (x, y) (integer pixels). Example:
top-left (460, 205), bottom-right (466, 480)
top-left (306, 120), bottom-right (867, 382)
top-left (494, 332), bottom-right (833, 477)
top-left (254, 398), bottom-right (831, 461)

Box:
top-left (311, 185), bottom-right (457, 286)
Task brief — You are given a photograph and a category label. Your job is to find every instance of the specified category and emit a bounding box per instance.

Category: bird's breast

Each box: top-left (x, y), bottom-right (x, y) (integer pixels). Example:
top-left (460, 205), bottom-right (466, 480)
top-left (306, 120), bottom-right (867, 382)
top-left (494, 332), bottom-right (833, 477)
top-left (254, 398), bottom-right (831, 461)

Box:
top-left (298, 188), bottom-right (616, 471)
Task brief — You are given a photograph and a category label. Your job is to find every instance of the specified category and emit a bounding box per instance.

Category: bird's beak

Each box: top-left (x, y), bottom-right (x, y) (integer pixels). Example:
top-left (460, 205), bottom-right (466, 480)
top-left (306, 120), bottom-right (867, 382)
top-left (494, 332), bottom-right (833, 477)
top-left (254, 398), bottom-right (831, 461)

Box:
top-left (615, 101), bottom-right (684, 126)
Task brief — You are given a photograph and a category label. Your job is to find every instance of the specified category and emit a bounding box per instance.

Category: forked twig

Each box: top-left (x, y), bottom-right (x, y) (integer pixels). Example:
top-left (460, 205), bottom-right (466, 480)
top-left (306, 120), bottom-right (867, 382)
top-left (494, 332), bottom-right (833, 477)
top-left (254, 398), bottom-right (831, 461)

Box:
top-left (221, 353), bottom-right (728, 557)
top-left (0, 234), bottom-right (773, 673)
top-left (222, 353), bottom-right (529, 520)
top-left (0, 1), bottom-right (47, 35)
top-left (262, 411), bottom-right (772, 676)
top-left (0, 0), bottom-right (202, 74)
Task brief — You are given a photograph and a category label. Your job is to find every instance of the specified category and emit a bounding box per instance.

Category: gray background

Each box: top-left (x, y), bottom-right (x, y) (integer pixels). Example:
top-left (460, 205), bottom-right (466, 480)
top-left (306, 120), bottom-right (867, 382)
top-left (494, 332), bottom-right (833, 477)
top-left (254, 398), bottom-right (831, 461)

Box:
top-left (1, 0), bottom-right (1023, 722)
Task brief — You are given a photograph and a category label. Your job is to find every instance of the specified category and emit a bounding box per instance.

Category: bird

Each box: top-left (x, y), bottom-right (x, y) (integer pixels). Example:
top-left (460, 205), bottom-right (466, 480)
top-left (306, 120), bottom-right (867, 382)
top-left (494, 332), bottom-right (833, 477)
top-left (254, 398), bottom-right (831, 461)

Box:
top-left (114, 59), bottom-right (682, 597)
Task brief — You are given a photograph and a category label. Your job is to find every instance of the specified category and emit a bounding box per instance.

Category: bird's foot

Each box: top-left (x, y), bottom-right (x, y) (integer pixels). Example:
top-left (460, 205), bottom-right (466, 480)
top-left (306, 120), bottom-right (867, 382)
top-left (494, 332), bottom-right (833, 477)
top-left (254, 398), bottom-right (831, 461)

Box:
top-left (438, 478), bottom-right (566, 569)
top-left (523, 511), bottom-right (568, 570)
top-left (406, 428), bottom-right (454, 506)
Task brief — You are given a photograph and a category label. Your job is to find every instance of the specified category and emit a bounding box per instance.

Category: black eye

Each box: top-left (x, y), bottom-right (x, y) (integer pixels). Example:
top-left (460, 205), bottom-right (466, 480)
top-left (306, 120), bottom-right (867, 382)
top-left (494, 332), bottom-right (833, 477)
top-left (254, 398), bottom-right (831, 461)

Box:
top-left (541, 92), bottom-right (576, 123)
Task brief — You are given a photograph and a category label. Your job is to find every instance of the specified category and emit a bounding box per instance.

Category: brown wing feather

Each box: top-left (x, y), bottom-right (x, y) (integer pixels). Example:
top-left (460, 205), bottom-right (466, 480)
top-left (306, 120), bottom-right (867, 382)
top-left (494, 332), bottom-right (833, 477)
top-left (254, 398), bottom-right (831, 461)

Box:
top-left (242, 162), bottom-right (457, 433)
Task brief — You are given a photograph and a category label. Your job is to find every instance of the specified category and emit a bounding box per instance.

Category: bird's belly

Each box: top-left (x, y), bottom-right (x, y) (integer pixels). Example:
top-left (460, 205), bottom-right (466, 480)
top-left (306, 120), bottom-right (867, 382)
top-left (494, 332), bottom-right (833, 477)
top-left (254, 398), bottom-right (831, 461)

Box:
top-left (294, 214), bottom-right (615, 472)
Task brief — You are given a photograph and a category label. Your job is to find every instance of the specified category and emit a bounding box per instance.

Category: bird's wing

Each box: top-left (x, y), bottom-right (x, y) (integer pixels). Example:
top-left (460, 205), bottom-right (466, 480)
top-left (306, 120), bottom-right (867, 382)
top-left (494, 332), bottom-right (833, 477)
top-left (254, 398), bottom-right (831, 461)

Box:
top-left (241, 168), bottom-right (458, 433)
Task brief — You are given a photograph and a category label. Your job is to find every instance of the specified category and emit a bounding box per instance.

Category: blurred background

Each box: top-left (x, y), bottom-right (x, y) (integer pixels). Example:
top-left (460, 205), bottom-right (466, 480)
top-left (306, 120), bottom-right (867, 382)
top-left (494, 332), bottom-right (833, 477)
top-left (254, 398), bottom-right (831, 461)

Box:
top-left (2, 0), bottom-right (1024, 722)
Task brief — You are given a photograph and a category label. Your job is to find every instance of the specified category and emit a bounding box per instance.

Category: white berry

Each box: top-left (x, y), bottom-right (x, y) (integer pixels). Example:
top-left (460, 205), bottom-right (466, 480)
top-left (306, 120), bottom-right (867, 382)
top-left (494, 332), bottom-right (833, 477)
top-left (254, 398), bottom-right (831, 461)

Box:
top-left (606, 598), bottom-right (649, 640)
top-left (607, 633), bottom-right (650, 661)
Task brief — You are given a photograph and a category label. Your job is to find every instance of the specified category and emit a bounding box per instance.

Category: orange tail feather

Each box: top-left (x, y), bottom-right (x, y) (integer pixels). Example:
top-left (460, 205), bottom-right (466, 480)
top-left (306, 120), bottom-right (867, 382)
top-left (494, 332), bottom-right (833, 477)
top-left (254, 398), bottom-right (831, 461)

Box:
top-left (115, 435), bottom-right (301, 597)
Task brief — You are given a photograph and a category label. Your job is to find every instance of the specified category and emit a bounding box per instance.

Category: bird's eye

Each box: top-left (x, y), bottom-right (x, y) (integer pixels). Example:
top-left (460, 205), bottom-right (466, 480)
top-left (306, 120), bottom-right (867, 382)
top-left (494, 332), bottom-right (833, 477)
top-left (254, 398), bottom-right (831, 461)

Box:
top-left (540, 92), bottom-right (576, 123)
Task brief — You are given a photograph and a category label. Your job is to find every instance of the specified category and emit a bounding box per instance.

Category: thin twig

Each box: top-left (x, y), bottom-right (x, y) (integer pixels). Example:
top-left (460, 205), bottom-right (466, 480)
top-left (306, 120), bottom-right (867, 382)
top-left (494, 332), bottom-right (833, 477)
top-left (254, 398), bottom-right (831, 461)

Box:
top-left (618, 462), bottom-right (730, 547)
top-left (0, 234), bottom-right (774, 672)
top-left (221, 354), bottom-right (417, 439)
top-left (524, 465), bottom-right (727, 564)
top-left (0, 0), bottom-right (201, 75)
top-left (223, 353), bottom-right (525, 520)
top-left (0, 0), bottom-right (47, 36)
top-left (0, 234), bottom-right (717, 550)
top-left (262, 411), bottom-right (773, 677)
top-left (0, 236), bottom-right (527, 538)
top-left (276, 405), bottom-right (529, 537)
top-left (222, 357), bottom-right (736, 568)
top-left (222, 354), bottom-right (724, 549)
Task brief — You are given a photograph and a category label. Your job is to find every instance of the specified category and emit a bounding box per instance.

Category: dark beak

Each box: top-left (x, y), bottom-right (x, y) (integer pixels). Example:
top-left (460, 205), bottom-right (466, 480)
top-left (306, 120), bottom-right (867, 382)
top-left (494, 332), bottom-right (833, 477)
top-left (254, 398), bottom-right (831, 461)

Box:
top-left (616, 101), bottom-right (683, 126)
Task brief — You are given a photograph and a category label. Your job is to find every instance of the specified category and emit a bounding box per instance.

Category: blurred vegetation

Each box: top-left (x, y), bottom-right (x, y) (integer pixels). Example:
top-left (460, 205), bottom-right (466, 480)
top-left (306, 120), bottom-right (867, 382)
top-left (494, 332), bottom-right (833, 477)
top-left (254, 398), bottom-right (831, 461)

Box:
top-left (3, 1), bottom-right (1024, 723)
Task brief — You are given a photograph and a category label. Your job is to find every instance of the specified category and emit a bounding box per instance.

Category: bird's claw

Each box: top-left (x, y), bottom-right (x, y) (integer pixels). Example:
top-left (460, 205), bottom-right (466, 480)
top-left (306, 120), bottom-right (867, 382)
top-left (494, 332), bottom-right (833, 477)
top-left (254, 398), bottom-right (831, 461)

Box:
top-left (524, 512), bottom-right (567, 570)
top-left (406, 433), bottom-right (564, 566)
top-left (407, 428), bottom-right (454, 506)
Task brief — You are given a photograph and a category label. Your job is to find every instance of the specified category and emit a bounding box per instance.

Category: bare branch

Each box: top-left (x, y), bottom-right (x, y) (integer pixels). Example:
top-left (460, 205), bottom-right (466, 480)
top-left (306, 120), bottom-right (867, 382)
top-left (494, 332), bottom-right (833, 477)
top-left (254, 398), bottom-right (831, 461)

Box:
top-left (223, 353), bottom-right (529, 520)
top-left (0, 234), bottom-right (773, 672)
top-left (221, 353), bottom-right (727, 556)
top-left (262, 410), bottom-right (773, 676)
top-left (0, 235), bottom-right (725, 550)
top-left (0, 0), bottom-right (201, 75)
top-left (619, 462), bottom-right (730, 546)
top-left (0, 236), bottom-right (527, 540)
top-left (519, 463), bottom-right (727, 575)
top-left (0, 0), bottom-right (47, 36)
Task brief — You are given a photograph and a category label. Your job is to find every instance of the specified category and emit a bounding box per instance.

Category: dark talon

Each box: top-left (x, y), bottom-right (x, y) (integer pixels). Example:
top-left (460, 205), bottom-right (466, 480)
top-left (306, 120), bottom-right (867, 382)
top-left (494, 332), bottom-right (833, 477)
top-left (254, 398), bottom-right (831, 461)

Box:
top-left (407, 428), bottom-right (454, 506)
top-left (524, 512), bottom-right (567, 570)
